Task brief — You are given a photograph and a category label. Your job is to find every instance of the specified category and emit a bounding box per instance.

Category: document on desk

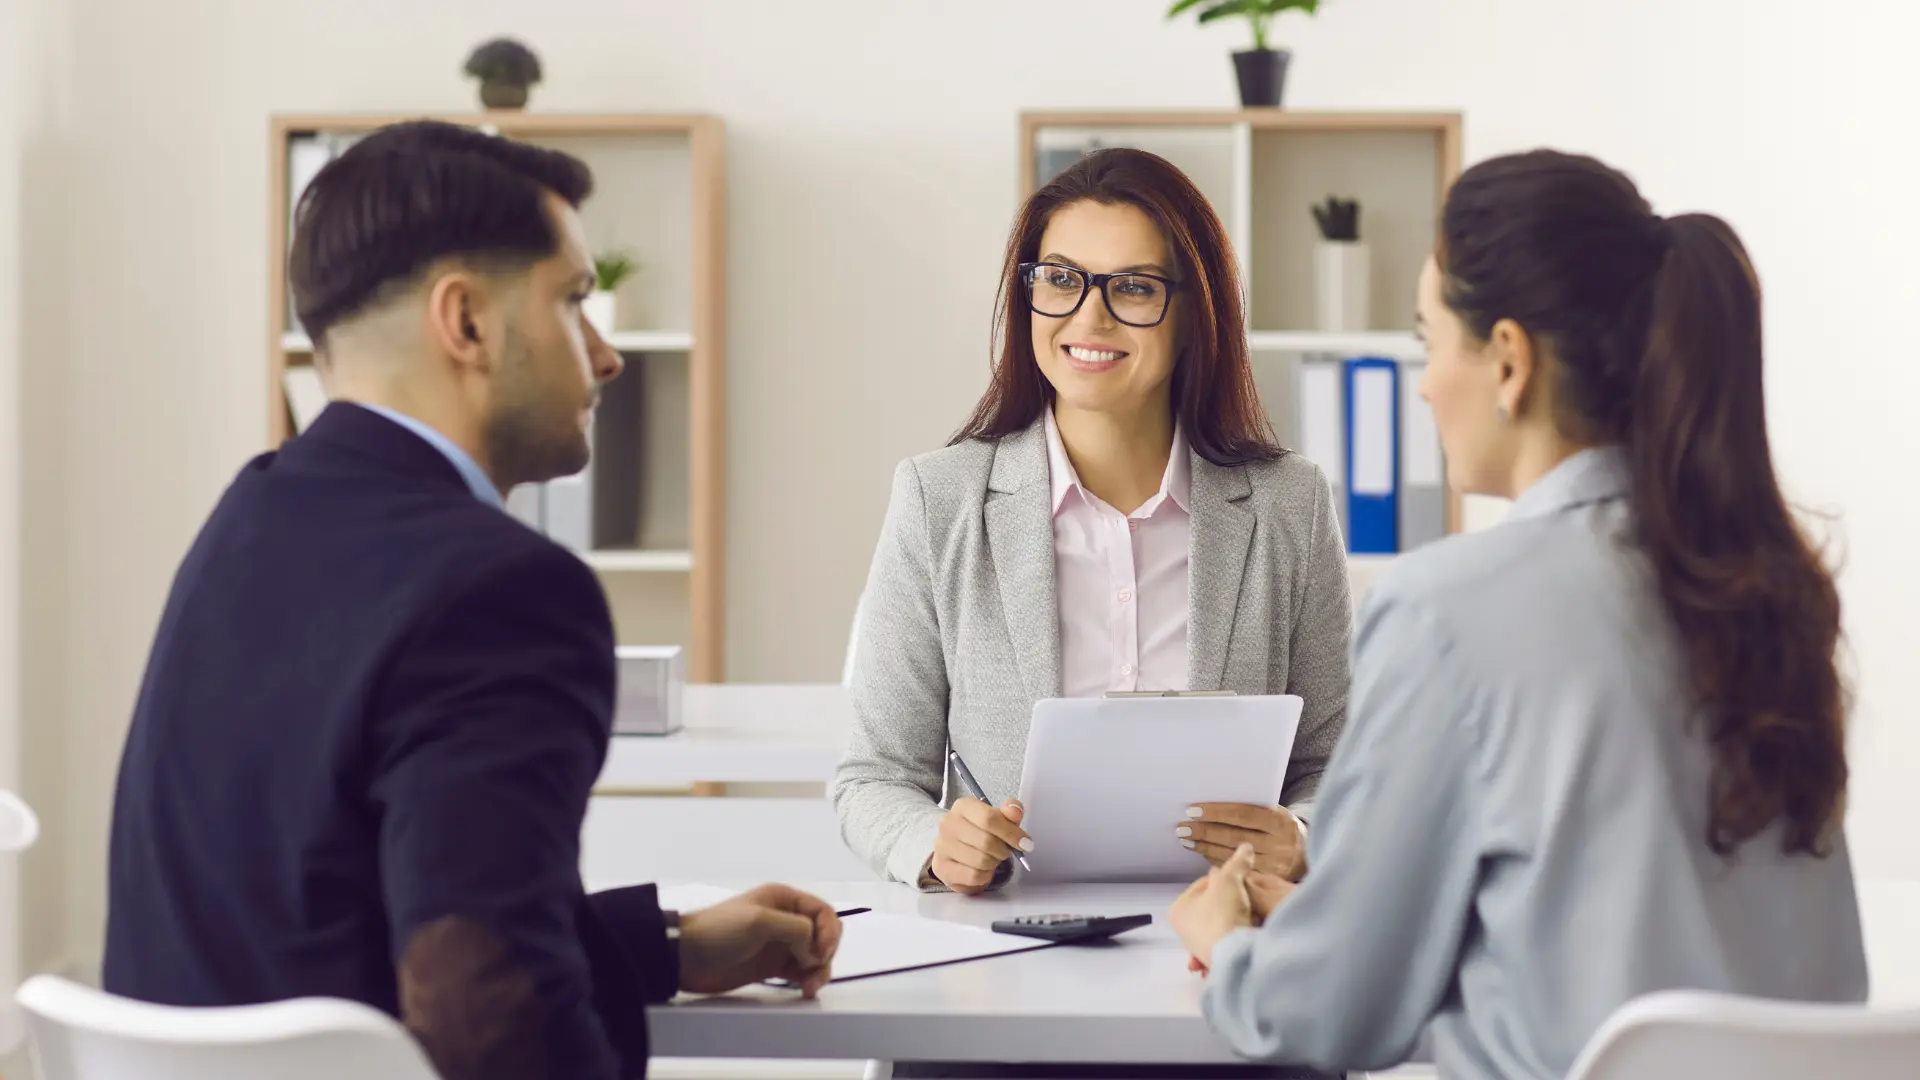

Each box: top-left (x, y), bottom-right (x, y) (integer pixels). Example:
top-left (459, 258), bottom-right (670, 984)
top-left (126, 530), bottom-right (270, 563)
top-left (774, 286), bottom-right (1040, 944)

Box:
top-left (656, 885), bottom-right (1048, 983)
top-left (1015, 694), bottom-right (1302, 884)
top-left (818, 913), bottom-right (1051, 982)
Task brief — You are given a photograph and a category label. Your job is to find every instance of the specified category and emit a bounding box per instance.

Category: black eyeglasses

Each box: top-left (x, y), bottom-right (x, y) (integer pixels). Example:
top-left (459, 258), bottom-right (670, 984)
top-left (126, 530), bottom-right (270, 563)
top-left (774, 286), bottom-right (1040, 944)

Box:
top-left (1018, 261), bottom-right (1178, 328)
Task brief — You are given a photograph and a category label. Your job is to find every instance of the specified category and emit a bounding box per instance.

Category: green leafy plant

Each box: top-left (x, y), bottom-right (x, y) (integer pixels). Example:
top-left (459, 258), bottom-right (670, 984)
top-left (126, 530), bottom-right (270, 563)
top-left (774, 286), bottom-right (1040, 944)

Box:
top-left (594, 250), bottom-right (638, 292)
top-left (1311, 196), bottom-right (1360, 241)
top-left (1165, 0), bottom-right (1323, 51)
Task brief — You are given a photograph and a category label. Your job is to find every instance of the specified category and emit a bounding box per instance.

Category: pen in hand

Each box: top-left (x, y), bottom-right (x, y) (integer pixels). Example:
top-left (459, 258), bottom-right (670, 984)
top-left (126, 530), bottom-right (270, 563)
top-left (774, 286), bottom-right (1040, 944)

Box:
top-left (948, 749), bottom-right (1032, 873)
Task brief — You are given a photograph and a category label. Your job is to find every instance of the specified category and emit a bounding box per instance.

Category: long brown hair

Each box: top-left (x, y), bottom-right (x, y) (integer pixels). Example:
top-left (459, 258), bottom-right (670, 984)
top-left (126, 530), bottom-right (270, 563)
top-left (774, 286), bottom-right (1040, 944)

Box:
top-left (1438, 150), bottom-right (1847, 858)
top-left (950, 148), bottom-right (1281, 466)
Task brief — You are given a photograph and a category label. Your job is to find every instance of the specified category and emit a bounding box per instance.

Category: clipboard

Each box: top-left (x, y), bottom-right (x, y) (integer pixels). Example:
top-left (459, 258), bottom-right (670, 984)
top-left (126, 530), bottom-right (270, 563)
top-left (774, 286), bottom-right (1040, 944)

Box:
top-left (1014, 694), bottom-right (1302, 884)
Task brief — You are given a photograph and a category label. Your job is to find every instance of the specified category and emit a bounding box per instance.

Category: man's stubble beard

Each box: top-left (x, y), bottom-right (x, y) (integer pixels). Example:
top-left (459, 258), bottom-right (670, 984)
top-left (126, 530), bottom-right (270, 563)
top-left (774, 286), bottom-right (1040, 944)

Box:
top-left (481, 325), bottom-right (593, 489)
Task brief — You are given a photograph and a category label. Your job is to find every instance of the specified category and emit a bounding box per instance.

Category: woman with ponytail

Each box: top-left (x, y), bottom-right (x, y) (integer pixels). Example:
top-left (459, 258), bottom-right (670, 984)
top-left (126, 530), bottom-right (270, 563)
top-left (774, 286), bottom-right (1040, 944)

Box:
top-left (1167, 150), bottom-right (1868, 1080)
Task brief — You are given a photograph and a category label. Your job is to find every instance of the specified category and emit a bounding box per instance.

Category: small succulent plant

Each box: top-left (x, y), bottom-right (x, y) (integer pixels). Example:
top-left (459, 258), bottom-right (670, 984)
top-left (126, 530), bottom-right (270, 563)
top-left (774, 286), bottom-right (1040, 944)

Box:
top-left (594, 251), bottom-right (639, 292)
top-left (1311, 196), bottom-right (1360, 242)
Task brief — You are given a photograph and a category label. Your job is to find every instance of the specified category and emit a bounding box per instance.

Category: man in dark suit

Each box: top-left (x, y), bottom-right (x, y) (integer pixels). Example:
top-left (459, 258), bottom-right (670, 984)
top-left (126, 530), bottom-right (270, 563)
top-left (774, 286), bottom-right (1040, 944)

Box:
top-left (102, 119), bottom-right (839, 1080)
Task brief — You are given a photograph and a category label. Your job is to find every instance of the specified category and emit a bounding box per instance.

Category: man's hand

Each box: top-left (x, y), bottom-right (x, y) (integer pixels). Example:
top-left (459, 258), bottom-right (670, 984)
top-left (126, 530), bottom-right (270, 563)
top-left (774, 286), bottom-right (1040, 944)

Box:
top-left (1179, 803), bottom-right (1306, 881)
top-left (1169, 843), bottom-right (1260, 974)
top-left (677, 884), bottom-right (842, 998)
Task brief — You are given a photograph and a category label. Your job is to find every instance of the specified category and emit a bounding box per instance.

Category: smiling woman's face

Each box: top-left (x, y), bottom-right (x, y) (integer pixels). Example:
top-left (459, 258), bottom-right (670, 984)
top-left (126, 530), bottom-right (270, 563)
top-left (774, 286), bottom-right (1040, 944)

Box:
top-left (1029, 199), bottom-right (1179, 422)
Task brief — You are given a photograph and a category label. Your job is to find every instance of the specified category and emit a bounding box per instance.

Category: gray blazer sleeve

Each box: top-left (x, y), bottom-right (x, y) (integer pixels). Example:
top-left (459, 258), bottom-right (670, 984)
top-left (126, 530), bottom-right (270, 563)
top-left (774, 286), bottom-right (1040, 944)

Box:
top-left (1277, 468), bottom-right (1352, 821)
top-left (1201, 584), bottom-right (1482, 1071)
top-left (828, 460), bottom-right (952, 885)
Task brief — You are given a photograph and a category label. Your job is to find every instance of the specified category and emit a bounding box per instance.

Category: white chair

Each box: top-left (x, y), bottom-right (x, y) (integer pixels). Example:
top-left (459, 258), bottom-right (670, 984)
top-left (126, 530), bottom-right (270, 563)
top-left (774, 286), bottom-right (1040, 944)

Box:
top-left (16, 974), bottom-right (438, 1080)
top-left (0, 788), bottom-right (41, 1057)
top-left (1565, 989), bottom-right (1920, 1080)
top-left (0, 788), bottom-right (38, 853)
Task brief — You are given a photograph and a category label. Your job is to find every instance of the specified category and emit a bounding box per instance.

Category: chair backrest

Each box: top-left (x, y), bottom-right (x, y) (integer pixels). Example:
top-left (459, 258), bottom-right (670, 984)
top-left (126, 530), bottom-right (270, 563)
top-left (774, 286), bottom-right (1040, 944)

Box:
top-left (17, 975), bottom-right (440, 1080)
top-left (1565, 989), bottom-right (1920, 1080)
top-left (0, 789), bottom-right (39, 852)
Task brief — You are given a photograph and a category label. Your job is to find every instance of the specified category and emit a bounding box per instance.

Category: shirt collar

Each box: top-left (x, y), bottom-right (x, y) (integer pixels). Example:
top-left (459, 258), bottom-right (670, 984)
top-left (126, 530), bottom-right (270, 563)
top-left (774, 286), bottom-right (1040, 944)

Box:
top-left (1042, 407), bottom-right (1192, 517)
top-left (357, 403), bottom-right (503, 509)
top-left (1506, 445), bottom-right (1630, 523)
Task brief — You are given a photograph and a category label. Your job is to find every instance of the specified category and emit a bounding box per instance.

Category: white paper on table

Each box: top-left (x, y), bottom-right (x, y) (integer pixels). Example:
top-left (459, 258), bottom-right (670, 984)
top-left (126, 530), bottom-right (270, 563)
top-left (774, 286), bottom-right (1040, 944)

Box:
top-left (803, 912), bottom-right (1050, 983)
top-left (655, 885), bottom-right (1046, 984)
top-left (654, 883), bottom-right (747, 914)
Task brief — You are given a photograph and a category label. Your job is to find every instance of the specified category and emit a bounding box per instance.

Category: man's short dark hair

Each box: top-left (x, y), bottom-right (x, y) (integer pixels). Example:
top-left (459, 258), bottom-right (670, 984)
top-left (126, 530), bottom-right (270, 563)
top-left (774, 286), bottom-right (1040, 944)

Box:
top-left (289, 119), bottom-right (594, 348)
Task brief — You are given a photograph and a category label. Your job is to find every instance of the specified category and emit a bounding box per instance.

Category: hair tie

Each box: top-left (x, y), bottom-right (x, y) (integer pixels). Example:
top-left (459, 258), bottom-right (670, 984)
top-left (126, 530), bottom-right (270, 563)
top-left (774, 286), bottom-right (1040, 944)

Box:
top-left (1650, 213), bottom-right (1675, 251)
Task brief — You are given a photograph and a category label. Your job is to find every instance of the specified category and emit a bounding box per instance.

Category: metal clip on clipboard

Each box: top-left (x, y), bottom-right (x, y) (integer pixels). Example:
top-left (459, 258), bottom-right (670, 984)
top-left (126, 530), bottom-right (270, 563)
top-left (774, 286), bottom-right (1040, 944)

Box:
top-left (1102, 690), bottom-right (1237, 698)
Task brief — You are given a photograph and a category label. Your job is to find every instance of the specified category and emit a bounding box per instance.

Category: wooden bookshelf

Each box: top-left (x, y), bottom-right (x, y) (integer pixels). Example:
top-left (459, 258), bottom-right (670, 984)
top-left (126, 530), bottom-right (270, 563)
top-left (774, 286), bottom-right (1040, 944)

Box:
top-left (267, 112), bottom-right (728, 681)
top-left (1019, 109), bottom-right (1465, 544)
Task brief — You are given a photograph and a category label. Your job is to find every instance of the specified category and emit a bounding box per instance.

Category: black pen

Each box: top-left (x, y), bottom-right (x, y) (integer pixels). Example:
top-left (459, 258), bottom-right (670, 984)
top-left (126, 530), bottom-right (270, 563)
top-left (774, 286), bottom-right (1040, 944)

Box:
top-left (947, 749), bottom-right (1032, 872)
top-left (834, 907), bottom-right (871, 917)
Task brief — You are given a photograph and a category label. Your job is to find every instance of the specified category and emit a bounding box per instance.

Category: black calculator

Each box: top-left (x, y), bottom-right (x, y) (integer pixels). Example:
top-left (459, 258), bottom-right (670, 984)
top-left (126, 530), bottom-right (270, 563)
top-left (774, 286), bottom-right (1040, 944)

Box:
top-left (990, 913), bottom-right (1153, 943)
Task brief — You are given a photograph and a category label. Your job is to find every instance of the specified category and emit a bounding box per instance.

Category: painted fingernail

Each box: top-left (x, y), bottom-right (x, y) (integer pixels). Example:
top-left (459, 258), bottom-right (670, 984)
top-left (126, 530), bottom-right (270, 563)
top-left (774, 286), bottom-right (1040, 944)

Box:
top-left (1018, 838), bottom-right (1035, 853)
top-left (1176, 826), bottom-right (1192, 838)
top-left (1181, 840), bottom-right (1197, 850)
top-left (1186, 806), bottom-right (1204, 819)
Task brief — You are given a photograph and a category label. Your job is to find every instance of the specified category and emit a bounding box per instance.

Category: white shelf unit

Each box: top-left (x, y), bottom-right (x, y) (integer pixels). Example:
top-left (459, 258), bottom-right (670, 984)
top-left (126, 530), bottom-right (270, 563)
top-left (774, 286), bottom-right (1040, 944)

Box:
top-left (279, 329), bottom-right (694, 354)
top-left (1247, 330), bottom-right (1425, 360)
top-left (584, 549), bottom-right (694, 572)
top-left (269, 112), bottom-right (729, 680)
top-left (1022, 110), bottom-right (1464, 540)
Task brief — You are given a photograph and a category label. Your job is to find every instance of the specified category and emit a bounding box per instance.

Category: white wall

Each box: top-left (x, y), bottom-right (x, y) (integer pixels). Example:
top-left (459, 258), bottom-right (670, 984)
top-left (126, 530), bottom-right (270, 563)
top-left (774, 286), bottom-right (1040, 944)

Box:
top-left (15, 0), bottom-right (1920, 974)
top-left (6, 0), bottom-right (78, 996)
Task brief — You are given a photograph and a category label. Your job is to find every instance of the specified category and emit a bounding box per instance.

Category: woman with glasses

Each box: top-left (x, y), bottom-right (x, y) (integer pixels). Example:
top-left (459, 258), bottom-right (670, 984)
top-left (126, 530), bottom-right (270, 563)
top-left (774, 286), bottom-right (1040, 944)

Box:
top-left (831, 147), bottom-right (1351, 894)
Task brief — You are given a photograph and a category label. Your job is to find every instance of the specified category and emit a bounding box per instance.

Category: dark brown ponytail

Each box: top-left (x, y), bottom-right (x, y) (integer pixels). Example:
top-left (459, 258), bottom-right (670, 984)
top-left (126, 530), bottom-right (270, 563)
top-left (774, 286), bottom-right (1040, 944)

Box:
top-left (1439, 151), bottom-right (1847, 858)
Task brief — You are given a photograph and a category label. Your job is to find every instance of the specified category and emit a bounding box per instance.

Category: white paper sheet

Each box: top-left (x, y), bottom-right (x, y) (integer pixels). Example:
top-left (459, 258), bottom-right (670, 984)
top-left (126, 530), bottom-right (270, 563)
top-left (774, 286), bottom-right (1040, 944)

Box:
top-left (1015, 695), bottom-right (1301, 884)
top-left (815, 912), bottom-right (1049, 982)
top-left (657, 884), bottom-right (1048, 984)
top-left (655, 883), bottom-right (750, 914)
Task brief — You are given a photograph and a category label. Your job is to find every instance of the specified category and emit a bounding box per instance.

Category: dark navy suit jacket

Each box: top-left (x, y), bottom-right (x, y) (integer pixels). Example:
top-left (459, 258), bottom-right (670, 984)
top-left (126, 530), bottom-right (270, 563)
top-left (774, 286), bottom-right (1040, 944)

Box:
top-left (104, 402), bottom-right (672, 1080)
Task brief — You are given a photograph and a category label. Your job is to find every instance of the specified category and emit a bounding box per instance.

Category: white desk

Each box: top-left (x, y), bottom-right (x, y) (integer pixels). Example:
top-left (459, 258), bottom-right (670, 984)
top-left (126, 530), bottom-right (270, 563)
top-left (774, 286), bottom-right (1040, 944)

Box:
top-left (599, 683), bottom-right (850, 789)
top-left (642, 877), bottom-right (1920, 1071)
top-left (647, 880), bottom-right (1258, 1067)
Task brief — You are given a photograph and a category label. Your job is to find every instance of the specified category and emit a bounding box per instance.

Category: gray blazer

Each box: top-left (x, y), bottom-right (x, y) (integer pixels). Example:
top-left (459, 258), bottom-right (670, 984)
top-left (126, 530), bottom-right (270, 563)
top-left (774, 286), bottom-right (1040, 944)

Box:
top-left (1199, 447), bottom-right (1869, 1080)
top-left (830, 419), bottom-right (1352, 887)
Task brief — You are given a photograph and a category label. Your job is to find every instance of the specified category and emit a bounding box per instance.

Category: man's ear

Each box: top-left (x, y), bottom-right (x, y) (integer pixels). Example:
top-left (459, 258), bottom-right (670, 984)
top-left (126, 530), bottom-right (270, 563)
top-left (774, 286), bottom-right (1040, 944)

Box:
top-left (1486, 316), bottom-right (1537, 419)
top-left (425, 270), bottom-right (492, 373)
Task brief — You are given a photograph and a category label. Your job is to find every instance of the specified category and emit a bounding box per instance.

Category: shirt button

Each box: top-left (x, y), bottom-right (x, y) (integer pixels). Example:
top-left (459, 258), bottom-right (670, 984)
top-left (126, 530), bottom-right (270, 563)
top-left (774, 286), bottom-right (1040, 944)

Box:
top-left (1121, 664), bottom-right (1134, 676)
top-left (1117, 589), bottom-right (1133, 603)
top-left (1128, 520), bottom-right (1138, 533)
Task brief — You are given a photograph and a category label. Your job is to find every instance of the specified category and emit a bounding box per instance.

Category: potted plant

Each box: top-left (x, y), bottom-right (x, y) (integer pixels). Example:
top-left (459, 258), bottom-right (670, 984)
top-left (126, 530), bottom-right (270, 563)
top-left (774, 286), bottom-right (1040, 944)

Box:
top-left (464, 37), bottom-right (541, 110)
top-left (586, 250), bottom-right (638, 334)
top-left (1165, 0), bottom-right (1324, 108)
top-left (1310, 195), bottom-right (1369, 331)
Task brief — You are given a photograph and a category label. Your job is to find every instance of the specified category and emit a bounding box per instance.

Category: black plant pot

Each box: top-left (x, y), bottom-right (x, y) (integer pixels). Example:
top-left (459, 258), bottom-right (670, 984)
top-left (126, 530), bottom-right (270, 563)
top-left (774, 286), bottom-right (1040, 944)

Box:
top-left (479, 80), bottom-right (530, 110)
top-left (1232, 48), bottom-right (1291, 108)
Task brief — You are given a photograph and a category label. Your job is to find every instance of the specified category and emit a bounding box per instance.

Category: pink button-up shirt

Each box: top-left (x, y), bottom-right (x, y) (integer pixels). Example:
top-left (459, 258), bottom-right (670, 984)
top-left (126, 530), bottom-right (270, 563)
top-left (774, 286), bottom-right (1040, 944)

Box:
top-left (1044, 408), bottom-right (1193, 699)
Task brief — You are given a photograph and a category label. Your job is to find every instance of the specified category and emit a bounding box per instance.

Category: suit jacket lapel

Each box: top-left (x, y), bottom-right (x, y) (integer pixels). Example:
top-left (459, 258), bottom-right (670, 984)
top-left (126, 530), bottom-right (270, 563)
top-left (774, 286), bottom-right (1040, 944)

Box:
top-left (983, 423), bottom-right (1062, 704)
top-left (1187, 454), bottom-right (1255, 692)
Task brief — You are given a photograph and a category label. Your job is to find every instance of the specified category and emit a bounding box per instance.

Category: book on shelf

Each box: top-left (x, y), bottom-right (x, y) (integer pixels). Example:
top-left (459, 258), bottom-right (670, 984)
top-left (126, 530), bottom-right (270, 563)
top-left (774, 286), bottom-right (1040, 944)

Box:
top-left (1294, 351), bottom-right (1446, 555)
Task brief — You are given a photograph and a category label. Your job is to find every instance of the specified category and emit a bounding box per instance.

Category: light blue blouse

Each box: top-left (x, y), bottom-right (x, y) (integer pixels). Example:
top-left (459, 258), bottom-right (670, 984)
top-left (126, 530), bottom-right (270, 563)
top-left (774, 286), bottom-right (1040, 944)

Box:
top-left (1201, 447), bottom-right (1868, 1080)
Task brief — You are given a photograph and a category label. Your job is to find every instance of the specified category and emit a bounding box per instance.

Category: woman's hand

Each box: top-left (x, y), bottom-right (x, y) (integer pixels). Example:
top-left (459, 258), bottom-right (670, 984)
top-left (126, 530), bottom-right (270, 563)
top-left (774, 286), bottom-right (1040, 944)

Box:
top-left (1178, 802), bottom-right (1306, 881)
top-left (929, 798), bottom-right (1031, 894)
top-left (1183, 865), bottom-right (1296, 974)
top-left (1169, 843), bottom-right (1260, 973)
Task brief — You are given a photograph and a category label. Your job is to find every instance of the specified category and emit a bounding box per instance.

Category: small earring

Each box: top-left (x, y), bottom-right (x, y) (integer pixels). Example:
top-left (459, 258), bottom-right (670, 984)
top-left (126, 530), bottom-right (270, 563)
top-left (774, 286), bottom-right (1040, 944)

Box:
top-left (1496, 403), bottom-right (1512, 421)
